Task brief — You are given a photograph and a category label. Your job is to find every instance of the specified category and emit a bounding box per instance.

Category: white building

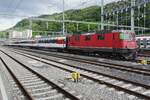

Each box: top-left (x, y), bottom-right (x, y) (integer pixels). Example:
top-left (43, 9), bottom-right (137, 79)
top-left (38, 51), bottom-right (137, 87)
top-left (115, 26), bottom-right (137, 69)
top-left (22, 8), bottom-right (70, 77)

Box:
top-left (9, 30), bottom-right (32, 39)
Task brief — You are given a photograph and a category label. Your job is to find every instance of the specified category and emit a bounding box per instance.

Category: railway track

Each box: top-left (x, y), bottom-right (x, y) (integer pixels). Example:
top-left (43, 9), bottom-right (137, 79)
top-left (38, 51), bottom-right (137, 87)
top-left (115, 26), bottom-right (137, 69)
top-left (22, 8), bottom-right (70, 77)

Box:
top-left (11, 47), bottom-right (150, 76)
top-left (138, 50), bottom-right (150, 57)
top-left (137, 53), bottom-right (150, 64)
top-left (138, 54), bottom-right (150, 57)
top-left (11, 46), bottom-right (150, 65)
top-left (0, 50), bottom-right (81, 100)
top-left (2, 47), bottom-right (150, 99)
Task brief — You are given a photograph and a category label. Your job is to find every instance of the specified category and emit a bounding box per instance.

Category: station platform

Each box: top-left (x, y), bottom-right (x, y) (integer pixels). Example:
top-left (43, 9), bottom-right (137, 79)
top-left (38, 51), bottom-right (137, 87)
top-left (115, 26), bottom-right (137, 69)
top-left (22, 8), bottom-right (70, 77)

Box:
top-left (0, 91), bottom-right (2, 100)
top-left (0, 61), bottom-right (12, 100)
top-left (0, 74), bottom-right (5, 100)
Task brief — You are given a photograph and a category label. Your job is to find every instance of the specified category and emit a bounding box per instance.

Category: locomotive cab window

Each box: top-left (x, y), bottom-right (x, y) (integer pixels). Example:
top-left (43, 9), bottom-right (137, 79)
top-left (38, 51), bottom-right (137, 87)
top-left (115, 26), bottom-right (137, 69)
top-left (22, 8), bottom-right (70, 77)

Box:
top-left (97, 35), bottom-right (104, 40)
top-left (120, 33), bottom-right (129, 40)
top-left (85, 35), bottom-right (91, 41)
top-left (120, 32), bottom-right (134, 40)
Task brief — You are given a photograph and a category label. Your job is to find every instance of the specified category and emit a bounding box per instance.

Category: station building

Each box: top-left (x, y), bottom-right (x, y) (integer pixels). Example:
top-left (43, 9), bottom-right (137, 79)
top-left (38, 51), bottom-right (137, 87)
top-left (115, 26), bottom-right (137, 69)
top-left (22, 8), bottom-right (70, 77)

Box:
top-left (9, 30), bottom-right (32, 39)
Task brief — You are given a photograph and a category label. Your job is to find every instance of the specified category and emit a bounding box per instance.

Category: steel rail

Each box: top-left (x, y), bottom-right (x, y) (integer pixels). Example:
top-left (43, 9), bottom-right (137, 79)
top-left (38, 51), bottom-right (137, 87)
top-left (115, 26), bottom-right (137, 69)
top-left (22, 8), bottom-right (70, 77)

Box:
top-left (14, 47), bottom-right (150, 76)
top-left (8, 49), bottom-right (150, 100)
top-left (0, 50), bottom-right (81, 100)
top-left (0, 57), bottom-right (34, 100)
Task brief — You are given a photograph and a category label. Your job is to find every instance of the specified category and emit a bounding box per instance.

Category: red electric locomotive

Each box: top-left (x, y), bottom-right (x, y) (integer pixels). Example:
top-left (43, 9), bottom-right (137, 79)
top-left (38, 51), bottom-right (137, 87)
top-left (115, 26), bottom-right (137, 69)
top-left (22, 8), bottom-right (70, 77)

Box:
top-left (67, 30), bottom-right (138, 59)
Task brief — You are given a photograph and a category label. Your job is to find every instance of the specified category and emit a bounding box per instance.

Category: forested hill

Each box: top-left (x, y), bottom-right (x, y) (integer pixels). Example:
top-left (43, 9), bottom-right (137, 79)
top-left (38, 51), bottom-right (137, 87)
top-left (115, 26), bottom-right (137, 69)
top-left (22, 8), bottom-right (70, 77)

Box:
top-left (12, 0), bottom-right (150, 35)
top-left (14, 5), bottom-right (101, 35)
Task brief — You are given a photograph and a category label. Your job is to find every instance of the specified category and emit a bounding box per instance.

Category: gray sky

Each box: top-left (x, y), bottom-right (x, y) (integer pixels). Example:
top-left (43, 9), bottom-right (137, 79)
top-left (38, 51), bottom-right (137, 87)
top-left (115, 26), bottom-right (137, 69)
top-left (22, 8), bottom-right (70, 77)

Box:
top-left (0, 0), bottom-right (118, 31)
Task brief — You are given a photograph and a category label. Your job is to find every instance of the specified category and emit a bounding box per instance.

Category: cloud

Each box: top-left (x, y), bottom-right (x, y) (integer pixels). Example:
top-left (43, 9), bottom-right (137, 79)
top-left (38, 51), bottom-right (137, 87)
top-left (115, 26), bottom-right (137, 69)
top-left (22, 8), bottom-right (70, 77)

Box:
top-left (0, 0), bottom-right (118, 31)
top-left (0, 17), bottom-right (21, 31)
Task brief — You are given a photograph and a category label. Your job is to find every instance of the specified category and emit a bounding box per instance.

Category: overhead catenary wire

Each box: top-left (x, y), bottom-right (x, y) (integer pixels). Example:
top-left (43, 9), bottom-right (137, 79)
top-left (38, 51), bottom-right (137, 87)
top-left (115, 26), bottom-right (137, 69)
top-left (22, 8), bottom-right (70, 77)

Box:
top-left (0, 0), bottom-right (150, 34)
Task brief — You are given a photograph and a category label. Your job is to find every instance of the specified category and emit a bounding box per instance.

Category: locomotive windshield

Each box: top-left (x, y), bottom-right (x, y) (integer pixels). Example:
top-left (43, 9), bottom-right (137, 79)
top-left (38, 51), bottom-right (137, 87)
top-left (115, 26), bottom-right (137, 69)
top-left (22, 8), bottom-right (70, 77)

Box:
top-left (119, 32), bottom-right (135, 40)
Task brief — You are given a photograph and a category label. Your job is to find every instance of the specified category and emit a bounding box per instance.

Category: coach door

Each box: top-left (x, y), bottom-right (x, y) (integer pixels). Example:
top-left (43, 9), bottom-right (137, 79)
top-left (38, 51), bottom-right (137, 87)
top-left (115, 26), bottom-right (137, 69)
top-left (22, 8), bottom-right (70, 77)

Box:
top-left (85, 35), bottom-right (91, 47)
top-left (112, 33), bottom-right (118, 52)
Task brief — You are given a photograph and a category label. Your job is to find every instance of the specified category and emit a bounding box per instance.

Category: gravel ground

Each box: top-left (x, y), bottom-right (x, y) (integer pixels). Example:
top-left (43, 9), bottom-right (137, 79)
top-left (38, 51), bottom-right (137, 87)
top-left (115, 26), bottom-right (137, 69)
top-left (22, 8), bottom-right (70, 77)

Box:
top-left (0, 90), bottom-right (2, 100)
top-left (54, 52), bottom-right (150, 70)
top-left (13, 49), bottom-right (150, 86)
top-left (138, 56), bottom-right (150, 61)
top-left (62, 60), bottom-right (150, 86)
top-left (1, 48), bottom-right (146, 100)
top-left (15, 48), bottom-right (150, 70)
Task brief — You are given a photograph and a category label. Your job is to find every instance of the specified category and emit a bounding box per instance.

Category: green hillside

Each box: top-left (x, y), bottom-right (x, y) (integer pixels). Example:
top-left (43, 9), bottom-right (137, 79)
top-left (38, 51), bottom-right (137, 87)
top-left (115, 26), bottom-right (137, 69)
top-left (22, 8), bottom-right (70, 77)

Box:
top-left (0, 31), bottom-right (8, 38)
top-left (10, 0), bottom-right (150, 36)
top-left (14, 5), bottom-right (101, 35)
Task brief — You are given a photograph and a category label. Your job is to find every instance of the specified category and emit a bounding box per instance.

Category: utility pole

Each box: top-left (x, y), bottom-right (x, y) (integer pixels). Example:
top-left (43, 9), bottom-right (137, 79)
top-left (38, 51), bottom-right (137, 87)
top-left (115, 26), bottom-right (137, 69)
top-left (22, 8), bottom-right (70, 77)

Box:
top-left (101, 0), bottom-right (104, 30)
top-left (131, 0), bottom-right (135, 32)
top-left (88, 24), bottom-right (90, 32)
top-left (143, 3), bottom-right (146, 35)
top-left (29, 18), bottom-right (32, 30)
top-left (62, 0), bottom-right (65, 35)
top-left (116, 11), bottom-right (119, 30)
top-left (76, 23), bottom-right (79, 32)
top-left (46, 22), bottom-right (49, 30)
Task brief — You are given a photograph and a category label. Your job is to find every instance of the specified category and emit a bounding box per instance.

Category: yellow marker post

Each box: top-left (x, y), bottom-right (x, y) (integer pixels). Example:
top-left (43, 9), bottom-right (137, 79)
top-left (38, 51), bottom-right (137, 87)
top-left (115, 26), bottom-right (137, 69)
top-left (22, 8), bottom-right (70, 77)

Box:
top-left (141, 59), bottom-right (147, 65)
top-left (71, 71), bottom-right (80, 82)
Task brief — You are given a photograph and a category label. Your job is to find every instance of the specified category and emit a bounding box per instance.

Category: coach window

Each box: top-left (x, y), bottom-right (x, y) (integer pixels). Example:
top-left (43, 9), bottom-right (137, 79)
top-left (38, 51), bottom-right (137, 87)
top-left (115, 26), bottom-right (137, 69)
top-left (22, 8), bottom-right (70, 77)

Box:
top-left (48, 40), bottom-right (51, 43)
top-left (45, 40), bottom-right (47, 43)
top-left (97, 35), bottom-right (104, 40)
top-left (52, 40), bottom-right (56, 43)
top-left (85, 35), bottom-right (91, 41)
top-left (49, 40), bottom-right (51, 43)
top-left (50, 40), bottom-right (53, 43)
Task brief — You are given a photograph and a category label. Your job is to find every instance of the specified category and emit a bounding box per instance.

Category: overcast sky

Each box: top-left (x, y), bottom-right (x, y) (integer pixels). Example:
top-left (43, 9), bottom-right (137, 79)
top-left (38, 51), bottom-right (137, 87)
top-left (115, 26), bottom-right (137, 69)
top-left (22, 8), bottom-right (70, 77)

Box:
top-left (0, 0), bottom-right (118, 31)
